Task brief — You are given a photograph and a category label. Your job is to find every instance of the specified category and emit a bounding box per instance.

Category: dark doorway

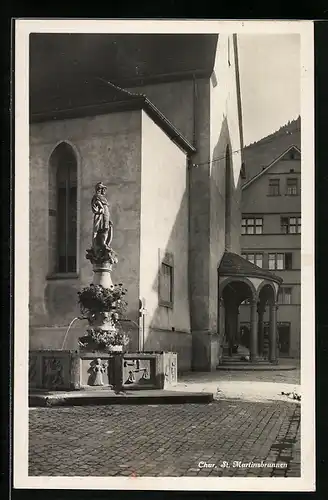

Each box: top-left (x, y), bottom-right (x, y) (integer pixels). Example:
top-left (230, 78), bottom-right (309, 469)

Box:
top-left (239, 323), bottom-right (250, 349)
top-left (278, 323), bottom-right (291, 356)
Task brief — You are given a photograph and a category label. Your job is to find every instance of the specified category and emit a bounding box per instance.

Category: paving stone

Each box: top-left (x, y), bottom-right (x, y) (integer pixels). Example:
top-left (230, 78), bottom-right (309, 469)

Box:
top-left (29, 400), bottom-right (300, 477)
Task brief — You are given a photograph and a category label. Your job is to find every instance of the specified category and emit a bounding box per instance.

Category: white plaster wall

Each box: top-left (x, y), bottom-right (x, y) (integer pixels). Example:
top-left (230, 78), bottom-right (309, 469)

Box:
top-left (209, 34), bottom-right (243, 330)
top-left (140, 111), bottom-right (191, 361)
top-left (29, 110), bottom-right (142, 338)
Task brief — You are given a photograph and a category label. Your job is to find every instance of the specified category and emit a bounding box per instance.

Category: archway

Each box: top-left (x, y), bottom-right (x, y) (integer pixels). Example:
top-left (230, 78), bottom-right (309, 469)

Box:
top-left (218, 251), bottom-right (281, 366)
top-left (220, 279), bottom-right (255, 357)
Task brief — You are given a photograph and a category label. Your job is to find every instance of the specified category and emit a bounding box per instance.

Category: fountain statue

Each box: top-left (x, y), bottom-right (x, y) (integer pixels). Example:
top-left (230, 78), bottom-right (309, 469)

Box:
top-left (78, 181), bottom-right (128, 356)
top-left (86, 182), bottom-right (118, 288)
top-left (91, 181), bottom-right (113, 252)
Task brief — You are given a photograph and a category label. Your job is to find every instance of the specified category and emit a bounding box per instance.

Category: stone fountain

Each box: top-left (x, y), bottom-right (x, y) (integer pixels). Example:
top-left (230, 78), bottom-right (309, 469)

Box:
top-left (29, 182), bottom-right (177, 393)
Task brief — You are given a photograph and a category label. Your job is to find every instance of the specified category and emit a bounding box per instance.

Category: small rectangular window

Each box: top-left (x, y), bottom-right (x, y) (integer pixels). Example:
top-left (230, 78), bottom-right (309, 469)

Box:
top-left (160, 264), bottom-right (173, 304)
top-left (281, 217), bottom-right (289, 234)
top-left (242, 252), bottom-right (263, 268)
top-left (276, 253), bottom-right (284, 270)
top-left (248, 253), bottom-right (255, 264)
top-left (281, 216), bottom-right (301, 234)
top-left (284, 288), bottom-right (292, 304)
top-left (285, 253), bottom-right (293, 270)
top-left (297, 217), bottom-right (301, 233)
top-left (242, 217), bottom-right (263, 235)
top-left (159, 252), bottom-right (174, 308)
top-left (268, 253), bottom-right (276, 270)
top-left (267, 252), bottom-right (293, 270)
top-left (255, 254), bottom-right (263, 268)
top-left (286, 178), bottom-right (298, 195)
top-left (268, 178), bottom-right (280, 196)
top-left (278, 287), bottom-right (292, 304)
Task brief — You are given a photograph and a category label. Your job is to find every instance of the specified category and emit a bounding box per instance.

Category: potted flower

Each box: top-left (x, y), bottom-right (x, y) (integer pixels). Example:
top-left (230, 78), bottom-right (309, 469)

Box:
top-left (108, 328), bottom-right (130, 353)
top-left (78, 283), bottom-right (127, 327)
top-left (78, 326), bottom-right (130, 353)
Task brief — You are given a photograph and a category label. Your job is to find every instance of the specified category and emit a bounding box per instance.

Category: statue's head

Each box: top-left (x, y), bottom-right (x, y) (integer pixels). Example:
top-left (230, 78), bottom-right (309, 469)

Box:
top-left (95, 182), bottom-right (107, 195)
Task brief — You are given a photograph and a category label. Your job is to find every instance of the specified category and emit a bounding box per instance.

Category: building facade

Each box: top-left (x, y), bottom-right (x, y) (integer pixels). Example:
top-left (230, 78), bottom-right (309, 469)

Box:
top-left (239, 123), bottom-right (301, 359)
top-left (29, 33), bottom-right (281, 372)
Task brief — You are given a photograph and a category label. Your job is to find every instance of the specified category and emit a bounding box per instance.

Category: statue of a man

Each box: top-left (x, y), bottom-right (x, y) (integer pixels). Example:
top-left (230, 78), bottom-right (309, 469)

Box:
top-left (91, 182), bottom-right (113, 251)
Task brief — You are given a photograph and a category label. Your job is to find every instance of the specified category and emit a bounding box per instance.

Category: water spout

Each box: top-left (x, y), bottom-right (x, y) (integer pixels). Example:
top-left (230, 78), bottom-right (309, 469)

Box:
top-left (61, 317), bottom-right (86, 350)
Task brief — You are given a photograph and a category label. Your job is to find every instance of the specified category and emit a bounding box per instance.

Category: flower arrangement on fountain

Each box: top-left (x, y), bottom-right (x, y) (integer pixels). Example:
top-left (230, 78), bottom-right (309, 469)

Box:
top-left (78, 325), bottom-right (130, 352)
top-left (77, 283), bottom-right (129, 352)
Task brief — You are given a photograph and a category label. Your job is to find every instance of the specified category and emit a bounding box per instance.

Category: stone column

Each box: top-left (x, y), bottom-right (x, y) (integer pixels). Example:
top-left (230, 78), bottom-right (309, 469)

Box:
top-left (92, 261), bottom-right (113, 288)
top-left (269, 303), bottom-right (278, 363)
top-left (250, 299), bottom-right (258, 362)
top-left (218, 297), bottom-right (225, 364)
top-left (226, 302), bottom-right (239, 355)
top-left (235, 305), bottom-right (240, 345)
top-left (257, 304), bottom-right (265, 357)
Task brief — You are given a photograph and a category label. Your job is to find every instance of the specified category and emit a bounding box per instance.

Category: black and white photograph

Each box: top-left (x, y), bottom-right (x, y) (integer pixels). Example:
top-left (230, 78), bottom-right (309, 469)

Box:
top-left (14, 20), bottom-right (315, 492)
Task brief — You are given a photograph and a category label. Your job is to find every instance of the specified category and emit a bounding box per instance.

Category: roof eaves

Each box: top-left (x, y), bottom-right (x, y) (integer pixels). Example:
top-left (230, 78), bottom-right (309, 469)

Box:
top-left (30, 77), bottom-right (196, 155)
top-left (219, 251), bottom-right (283, 285)
top-left (219, 269), bottom-right (283, 284)
top-left (30, 97), bottom-right (143, 123)
top-left (142, 98), bottom-right (196, 155)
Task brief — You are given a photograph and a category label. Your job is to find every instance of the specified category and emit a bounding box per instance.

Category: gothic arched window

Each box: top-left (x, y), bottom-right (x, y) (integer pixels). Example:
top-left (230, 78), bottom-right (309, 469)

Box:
top-left (48, 142), bottom-right (77, 274)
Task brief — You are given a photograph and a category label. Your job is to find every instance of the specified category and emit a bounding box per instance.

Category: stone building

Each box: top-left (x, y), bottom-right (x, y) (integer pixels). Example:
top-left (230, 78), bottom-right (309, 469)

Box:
top-left (29, 33), bottom-right (281, 371)
top-left (239, 119), bottom-right (301, 358)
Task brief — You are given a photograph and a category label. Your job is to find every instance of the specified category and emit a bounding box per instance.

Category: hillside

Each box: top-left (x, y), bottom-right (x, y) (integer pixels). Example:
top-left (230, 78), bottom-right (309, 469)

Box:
top-left (243, 117), bottom-right (301, 183)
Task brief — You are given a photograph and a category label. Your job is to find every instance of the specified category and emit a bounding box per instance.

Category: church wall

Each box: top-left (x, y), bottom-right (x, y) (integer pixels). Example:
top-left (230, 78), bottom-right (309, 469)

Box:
top-left (29, 110), bottom-right (142, 349)
top-left (139, 111), bottom-right (191, 371)
top-left (191, 35), bottom-right (243, 370)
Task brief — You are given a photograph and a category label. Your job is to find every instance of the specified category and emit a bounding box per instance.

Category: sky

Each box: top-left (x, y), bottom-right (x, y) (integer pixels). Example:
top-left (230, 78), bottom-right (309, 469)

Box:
top-left (237, 34), bottom-right (300, 146)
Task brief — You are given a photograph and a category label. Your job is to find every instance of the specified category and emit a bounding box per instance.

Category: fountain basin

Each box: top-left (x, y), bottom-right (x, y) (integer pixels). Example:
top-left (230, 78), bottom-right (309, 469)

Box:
top-left (29, 350), bottom-right (178, 391)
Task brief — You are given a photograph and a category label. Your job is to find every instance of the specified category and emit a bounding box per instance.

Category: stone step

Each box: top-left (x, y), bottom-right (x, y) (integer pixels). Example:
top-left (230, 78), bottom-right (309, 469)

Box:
top-left (217, 363), bottom-right (296, 371)
top-left (29, 390), bottom-right (214, 407)
top-left (221, 358), bottom-right (270, 364)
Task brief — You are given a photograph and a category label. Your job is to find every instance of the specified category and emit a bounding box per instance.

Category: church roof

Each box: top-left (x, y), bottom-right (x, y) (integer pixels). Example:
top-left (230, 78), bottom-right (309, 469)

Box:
top-left (30, 78), bottom-right (196, 155)
top-left (219, 251), bottom-right (282, 284)
top-left (30, 33), bottom-right (218, 94)
top-left (30, 77), bottom-right (138, 118)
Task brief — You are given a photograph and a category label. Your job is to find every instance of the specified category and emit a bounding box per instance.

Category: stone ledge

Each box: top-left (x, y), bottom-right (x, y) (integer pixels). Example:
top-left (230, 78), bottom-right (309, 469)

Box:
top-left (29, 390), bottom-right (214, 407)
top-left (216, 364), bottom-right (297, 371)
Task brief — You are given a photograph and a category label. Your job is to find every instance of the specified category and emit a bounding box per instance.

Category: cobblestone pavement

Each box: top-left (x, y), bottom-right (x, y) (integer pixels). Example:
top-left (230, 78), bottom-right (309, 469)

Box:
top-left (29, 400), bottom-right (300, 477)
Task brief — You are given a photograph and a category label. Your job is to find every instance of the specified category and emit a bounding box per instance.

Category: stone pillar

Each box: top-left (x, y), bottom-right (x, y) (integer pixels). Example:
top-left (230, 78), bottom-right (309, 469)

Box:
top-left (269, 303), bottom-right (278, 364)
top-left (250, 299), bottom-right (258, 362)
top-left (226, 302), bottom-right (239, 355)
top-left (92, 261), bottom-right (113, 288)
top-left (218, 297), bottom-right (225, 364)
top-left (263, 323), bottom-right (270, 360)
top-left (257, 304), bottom-right (265, 357)
top-left (112, 353), bottom-right (124, 393)
top-left (235, 305), bottom-right (240, 345)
